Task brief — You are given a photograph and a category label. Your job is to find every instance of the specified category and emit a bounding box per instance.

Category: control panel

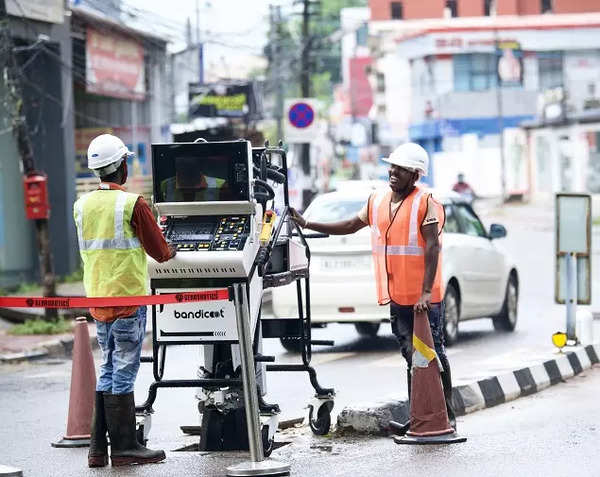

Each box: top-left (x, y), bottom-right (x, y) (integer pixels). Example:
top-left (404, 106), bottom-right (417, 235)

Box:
top-left (161, 216), bottom-right (250, 252)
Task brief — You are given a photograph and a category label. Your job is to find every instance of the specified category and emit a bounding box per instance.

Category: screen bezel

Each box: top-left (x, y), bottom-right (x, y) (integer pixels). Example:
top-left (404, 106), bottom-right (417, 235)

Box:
top-left (151, 141), bottom-right (252, 204)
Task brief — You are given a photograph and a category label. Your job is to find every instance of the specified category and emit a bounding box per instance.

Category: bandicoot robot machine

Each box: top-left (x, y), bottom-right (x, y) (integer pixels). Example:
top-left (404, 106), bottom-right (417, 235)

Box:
top-left (137, 139), bottom-right (335, 457)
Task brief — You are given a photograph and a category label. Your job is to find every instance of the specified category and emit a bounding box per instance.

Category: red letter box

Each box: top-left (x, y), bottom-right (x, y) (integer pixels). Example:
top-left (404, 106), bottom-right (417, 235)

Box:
top-left (23, 174), bottom-right (50, 220)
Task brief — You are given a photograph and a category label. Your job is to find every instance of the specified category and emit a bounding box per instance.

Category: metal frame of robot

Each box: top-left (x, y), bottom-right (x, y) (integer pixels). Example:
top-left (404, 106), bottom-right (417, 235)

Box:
top-left (135, 142), bottom-right (336, 437)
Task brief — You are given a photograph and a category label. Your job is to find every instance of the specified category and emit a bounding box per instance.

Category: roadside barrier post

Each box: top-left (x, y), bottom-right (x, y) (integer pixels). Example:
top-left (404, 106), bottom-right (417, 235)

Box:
top-left (226, 283), bottom-right (290, 476)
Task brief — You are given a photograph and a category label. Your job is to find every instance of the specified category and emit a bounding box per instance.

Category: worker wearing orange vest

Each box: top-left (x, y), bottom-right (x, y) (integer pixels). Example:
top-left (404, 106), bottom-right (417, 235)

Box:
top-left (289, 143), bottom-right (456, 432)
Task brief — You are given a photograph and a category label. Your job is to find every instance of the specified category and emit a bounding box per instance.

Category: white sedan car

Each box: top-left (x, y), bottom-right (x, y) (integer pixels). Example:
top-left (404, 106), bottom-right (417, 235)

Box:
top-left (271, 187), bottom-right (519, 349)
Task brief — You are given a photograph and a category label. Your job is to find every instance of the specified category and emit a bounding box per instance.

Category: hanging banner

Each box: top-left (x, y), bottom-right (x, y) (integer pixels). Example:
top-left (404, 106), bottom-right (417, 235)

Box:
top-left (188, 81), bottom-right (262, 119)
top-left (496, 40), bottom-right (523, 88)
top-left (86, 27), bottom-right (145, 101)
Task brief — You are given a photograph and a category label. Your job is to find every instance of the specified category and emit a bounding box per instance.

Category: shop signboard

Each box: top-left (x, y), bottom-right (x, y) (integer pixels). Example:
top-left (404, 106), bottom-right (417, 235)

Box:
top-left (188, 82), bottom-right (262, 119)
top-left (6, 0), bottom-right (63, 24)
top-left (86, 27), bottom-right (145, 101)
top-left (496, 41), bottom-right (523, 88)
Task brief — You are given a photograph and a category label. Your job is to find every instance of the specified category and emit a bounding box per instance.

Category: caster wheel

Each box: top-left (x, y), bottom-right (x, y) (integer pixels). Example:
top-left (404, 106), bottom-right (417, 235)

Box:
top-left (261, 425), bottom-right (274, 457)
top-left (309, 404), bottom-right (331, 436)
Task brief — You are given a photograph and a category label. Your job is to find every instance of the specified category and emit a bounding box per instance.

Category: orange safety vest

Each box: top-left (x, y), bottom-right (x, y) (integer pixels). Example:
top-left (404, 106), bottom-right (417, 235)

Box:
top-left (367, 186), bottom-right (444, 306)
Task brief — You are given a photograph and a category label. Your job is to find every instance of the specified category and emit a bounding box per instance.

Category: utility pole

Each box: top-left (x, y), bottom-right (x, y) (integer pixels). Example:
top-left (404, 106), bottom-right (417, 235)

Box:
top-left (494, 26), bottom-right (507, 202)
top-left (299, 0), bottom-right (318, 209)
top-left (195, 0), bottom-right (204, 84)
top-left (269, 5), bottom-right (284, 141)
top-left (0, 0), bottom-right (57, 320)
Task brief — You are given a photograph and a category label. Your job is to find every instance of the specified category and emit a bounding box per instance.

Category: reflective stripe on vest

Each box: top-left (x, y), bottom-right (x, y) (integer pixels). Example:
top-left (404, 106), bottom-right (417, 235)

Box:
top-left (74, 192), bottom-right (141, 251)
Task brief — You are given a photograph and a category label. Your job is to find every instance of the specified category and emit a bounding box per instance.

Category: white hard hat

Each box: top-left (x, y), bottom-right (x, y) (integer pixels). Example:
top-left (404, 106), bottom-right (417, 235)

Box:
top-left (87, 134), bottom-right (133, 177)
top-left (382, 142), bottom-right (429, 177)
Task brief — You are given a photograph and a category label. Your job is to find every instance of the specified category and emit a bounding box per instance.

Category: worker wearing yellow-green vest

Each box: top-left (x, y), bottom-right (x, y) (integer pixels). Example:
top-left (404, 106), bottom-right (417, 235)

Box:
top-left (74, 134), bottom-right (176, 468)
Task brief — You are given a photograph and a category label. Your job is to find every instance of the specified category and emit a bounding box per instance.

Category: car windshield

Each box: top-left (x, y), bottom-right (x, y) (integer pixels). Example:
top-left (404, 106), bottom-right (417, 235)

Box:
top-left (305, 196), bottom-right (367, 222)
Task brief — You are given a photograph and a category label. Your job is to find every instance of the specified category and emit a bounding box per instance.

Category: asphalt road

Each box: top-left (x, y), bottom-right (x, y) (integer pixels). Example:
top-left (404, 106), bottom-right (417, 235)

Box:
top-left (1, 357), bottom-right (598, 476)
top-left (1, 199), bottom-right (598, 476)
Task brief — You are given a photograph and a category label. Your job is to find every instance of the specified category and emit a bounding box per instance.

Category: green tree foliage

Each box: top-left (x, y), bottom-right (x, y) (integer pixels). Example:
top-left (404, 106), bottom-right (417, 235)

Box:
top-left (266, 0), bottom-right (367, 103)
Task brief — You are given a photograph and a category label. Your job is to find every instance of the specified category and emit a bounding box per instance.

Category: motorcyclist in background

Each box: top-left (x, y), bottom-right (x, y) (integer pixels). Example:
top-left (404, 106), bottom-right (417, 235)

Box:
top-left (452, 173), bottom-right (477, 203)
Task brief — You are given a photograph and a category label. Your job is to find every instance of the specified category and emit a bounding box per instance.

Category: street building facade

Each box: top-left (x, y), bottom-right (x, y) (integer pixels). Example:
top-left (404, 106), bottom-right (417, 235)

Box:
top-left (0, 1), bottom-right (171, 289)
top-left (0, 0), bottom-right (76, 288)
top-left (368, 0), bottom-right (600, 197)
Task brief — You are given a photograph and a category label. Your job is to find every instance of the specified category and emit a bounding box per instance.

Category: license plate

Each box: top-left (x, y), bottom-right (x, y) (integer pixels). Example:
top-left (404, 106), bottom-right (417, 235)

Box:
top-left (318, 256), bottom-right (370, 271)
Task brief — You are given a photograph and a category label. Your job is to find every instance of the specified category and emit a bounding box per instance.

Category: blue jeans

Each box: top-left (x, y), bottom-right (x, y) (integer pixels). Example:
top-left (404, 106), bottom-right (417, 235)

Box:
top-left (95, 306), bottom-right (146, 395)
top-left (390, 302), bottom-right (449, 372)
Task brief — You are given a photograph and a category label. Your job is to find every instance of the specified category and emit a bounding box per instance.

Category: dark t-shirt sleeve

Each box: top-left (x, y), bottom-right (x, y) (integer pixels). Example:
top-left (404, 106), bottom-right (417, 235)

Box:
top-left (131, 197), bottom-right (172, 263)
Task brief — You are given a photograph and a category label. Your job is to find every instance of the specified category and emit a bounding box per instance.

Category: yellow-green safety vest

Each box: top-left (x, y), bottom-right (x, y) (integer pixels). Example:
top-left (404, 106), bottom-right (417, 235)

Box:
top-left (73, 190), bottom-right (147, 298)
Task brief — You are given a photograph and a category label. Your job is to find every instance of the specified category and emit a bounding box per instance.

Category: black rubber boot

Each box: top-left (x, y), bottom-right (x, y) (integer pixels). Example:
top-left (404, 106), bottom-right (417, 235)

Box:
top-left (104, 392), bottom-right (166, 466)
top-left (88, 391), bottom-right (108, 467)
top-left (440, 369), bottom-right (457, 430)
top-left (390, 371), bottom-right (412, 436)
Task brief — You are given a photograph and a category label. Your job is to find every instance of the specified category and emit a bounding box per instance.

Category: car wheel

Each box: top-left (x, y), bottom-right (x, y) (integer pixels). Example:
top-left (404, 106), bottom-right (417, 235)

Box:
top-left (279, 337), bottom-right (303, 353)
top-left (443, 282), bottom-right (460, 346)
top-left (493, 274), bottom-right (518, 332)
top-left (354, 322), bottom-right (380, 337)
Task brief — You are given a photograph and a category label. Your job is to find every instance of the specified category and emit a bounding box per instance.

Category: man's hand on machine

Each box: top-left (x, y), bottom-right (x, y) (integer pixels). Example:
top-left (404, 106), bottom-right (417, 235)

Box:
top-left (289, 208), bottom-right (308, 229)
top-left (168, 243), bottom-right (177, 259)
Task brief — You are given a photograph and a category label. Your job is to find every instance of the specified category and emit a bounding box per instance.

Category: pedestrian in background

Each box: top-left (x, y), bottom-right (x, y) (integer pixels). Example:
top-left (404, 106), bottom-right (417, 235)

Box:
top-left (73, 134), bottom-right (176, 467)
top-left (452, 172), bottom-right (477, 203)
top-left (290, 143), bottom-right (456, 433)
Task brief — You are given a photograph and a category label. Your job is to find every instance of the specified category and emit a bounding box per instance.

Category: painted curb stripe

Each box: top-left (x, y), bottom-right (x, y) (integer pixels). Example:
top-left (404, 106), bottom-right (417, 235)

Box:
top-left (543, 360), bottom-right (563, 385)
top-left (528, 363), bottom-right (551, 391)
top-left (513, 368), bottom-right (536, 396)
top-left (555, 355), bottom-right (575, 379)
top-left (496, 371), bottom-right (522, 400)
top-left (456, 384), bottom-right (485, 414)
top-left (477, 377), bottom-right (505, 408)
top-left (585, 345), bottom-right (599, 364)
top-left (566, 352), bottom-right (583, 375)
top-left (575, 348), bottom-right (592, 370)
top-left (451, 388), bottom-right (466, 417)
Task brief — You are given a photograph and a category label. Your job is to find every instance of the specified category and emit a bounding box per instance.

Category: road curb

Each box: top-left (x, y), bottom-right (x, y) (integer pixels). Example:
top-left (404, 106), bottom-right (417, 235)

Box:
top-left (0, 332), bottom-right (97, 364)
top-left (0, 326), bottom-right (157, 364)
top-left (336, 344), bottom-right (600, 436)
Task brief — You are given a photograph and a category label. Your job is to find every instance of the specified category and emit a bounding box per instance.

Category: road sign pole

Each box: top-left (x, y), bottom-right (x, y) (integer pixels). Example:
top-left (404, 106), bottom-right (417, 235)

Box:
top-left (565, 252), bottom-right (577, 342)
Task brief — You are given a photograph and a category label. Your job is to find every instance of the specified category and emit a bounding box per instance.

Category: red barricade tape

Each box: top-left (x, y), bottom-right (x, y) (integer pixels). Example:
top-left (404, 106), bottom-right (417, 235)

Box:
top-left (0, 289), bottom-right (230, 309)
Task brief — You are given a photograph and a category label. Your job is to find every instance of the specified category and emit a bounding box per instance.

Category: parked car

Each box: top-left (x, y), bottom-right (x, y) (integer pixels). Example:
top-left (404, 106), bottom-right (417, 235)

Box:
top-left (271, 186), bottom-right (519, 351)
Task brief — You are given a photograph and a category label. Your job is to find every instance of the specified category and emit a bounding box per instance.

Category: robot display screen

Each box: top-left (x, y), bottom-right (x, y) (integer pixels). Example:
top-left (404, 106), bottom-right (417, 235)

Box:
top-left (152, 142), bottom-right (250, 203)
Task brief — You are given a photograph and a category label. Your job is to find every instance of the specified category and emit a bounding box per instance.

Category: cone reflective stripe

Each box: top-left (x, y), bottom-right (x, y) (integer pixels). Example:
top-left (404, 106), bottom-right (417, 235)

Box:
top-left (412, 334), bottom-right (441, 370)
top-left (51, 317), bottom-right (96, 448)
top-left (394, 310), bottom-right (466, 445)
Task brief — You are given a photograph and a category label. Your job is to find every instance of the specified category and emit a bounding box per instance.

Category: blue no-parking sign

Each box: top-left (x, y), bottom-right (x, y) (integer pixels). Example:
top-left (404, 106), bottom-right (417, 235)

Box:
top-left (288, 102), bottom-right (314, 129)
top-left (284, 98), bottom-right (319, 143)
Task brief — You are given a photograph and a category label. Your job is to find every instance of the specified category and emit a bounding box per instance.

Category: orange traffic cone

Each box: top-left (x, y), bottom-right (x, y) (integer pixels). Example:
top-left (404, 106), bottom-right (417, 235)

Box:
top-left (394, 310), bottom-right (466, 445)
top-left (52, 317), bottom-right (97, 448)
